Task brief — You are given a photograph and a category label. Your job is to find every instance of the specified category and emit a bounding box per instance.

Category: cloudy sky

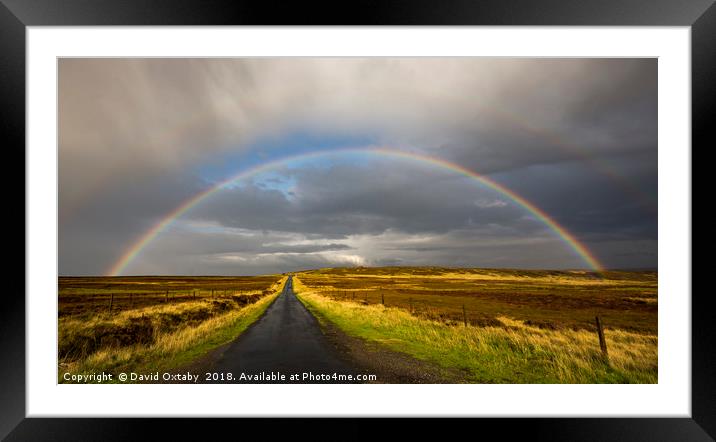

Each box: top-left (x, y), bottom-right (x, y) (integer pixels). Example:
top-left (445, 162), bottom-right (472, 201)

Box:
top-left (58, 58), bottom-right (657, 276)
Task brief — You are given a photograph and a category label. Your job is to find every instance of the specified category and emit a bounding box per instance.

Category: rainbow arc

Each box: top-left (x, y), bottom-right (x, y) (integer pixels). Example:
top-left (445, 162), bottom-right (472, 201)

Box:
top-left (107, 147), bottom-right (604, 276)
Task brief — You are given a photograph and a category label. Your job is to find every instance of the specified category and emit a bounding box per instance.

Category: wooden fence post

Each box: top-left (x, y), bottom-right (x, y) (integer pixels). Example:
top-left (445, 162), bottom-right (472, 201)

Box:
top-left (595, 316), bottom-right (609, 360)
top-left (463, 304), bottom-right (467, 327)
top-left (364, 292), bottom-right (368, 303)
top-left (129, 293), bottom-right (133, 308)
top-left (108, 293), bottom-right (114, 313)
top-left (165, 290), bottom-right (168, 303)
top-left (381, 292), bottom-right (385, 305)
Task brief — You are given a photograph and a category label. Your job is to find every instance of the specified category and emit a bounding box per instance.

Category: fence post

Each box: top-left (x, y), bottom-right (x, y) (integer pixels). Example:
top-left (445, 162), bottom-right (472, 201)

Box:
top-left (462, 304), bottom-right (468, 327)
top-left (165, 290), bottom-right (168, 303)
top-left (381, 292), bottom-right (385, 305)
top-left (595, 316), bottom-right (609, 360)
top-left (193, 290), bottom-right (196, 300)
top-left (129, 293), bottom-right (133, 308)
top-left (108, 293), bottom-right (114, 313)
top-left (364, 292), bottom-right (368, 303)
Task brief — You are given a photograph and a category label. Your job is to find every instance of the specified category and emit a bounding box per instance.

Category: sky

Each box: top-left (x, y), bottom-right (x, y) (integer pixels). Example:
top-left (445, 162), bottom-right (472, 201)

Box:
top-left (58, 58), bottom-right (657, 276)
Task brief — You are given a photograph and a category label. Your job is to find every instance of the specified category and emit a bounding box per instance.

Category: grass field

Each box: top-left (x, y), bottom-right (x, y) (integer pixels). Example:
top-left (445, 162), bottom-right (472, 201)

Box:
top-left (59, 275), bottom-right (281, 317)
top-left (58, 267), bottom-right (658, 383)
top-left (295, 267), bottom-right (657, 334)
top-left (58, 275), bottom-right (285, 382)
top-left (293, 267), bottom-right (657, 383)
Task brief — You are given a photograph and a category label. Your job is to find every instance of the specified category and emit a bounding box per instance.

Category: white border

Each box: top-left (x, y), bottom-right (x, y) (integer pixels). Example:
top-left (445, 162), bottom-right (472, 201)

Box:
top-left (27, 27), bottom-right (690, 417)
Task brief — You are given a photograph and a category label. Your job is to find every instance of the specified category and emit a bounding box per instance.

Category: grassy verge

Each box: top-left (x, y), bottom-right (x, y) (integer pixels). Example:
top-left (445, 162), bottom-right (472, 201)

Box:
top-left (294, 277), bottom-right (657, 383)
top-left (59, 277), bottom-right (286, 383)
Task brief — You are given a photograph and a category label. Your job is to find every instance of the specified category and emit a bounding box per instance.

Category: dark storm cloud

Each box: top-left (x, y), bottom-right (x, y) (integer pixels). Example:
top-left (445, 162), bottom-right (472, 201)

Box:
top-left (495, 161), bottom-right (658, 240)
top-left (195, 161), bottom-right (531, 237)
top-left (58, 58), bottom-right (658, 275)
top-left (423, 59), bottom-right (657, 175)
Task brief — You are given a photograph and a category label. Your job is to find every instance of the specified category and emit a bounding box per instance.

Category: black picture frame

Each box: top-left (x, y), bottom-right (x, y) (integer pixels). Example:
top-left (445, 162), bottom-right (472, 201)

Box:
top-left (2, 0), bottom-right (710, 439)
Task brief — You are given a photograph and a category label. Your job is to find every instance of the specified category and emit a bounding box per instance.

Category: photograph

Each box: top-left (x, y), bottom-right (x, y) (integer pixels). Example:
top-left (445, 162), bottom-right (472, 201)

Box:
top-left (2, 0), bottom-right (708, 436)
top-left (57, 57), bottom-right (658, 385)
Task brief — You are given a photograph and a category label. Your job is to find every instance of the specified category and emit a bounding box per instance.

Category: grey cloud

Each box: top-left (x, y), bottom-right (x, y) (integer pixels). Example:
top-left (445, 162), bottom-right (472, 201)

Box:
top-left (195, 160), bottom-right (531, 237)
top-left (58, 58), bottom-right (658, 275)
top-left (260, 243), bottom-right (353, 254)
top-left (59, 58), bottom-right (656, 208)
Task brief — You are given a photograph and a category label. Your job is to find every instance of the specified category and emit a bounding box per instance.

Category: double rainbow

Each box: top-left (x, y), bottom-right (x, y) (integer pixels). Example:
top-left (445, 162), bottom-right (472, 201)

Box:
top-left (107, 147), bottom-right (603, 276)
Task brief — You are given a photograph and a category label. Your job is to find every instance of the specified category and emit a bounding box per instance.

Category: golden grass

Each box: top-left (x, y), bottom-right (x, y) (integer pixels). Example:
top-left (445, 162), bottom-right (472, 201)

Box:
top-left (59, 277), bottom-right (286, 381)
top-left (294, 276), bottom-right (657, 383)
top-left (302, 266), bottom-right (656, 286)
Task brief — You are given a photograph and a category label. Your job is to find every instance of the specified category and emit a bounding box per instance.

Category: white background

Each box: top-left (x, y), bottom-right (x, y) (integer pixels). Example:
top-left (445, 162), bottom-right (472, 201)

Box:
top-left (27, 27), bottom-right (690, 417)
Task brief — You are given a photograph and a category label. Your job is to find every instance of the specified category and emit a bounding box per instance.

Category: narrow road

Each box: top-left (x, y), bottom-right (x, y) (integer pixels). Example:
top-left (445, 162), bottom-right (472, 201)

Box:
top-left (206, 276), bottom-right (359, 383)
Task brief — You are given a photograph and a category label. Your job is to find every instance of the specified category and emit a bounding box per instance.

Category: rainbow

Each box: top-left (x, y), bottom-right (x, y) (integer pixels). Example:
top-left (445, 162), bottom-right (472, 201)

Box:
top-left (107, 147), bottom-right (604, 276)
top-left (62, 113), bottom-right (655, 222)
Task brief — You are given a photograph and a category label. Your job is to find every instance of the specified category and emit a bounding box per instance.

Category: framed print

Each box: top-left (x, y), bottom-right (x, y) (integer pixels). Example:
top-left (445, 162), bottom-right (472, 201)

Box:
top-left (3, 0), bottom-right (711, 439)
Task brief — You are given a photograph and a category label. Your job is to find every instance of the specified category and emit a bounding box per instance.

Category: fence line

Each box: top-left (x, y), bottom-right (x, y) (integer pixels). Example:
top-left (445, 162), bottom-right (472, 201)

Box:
top-left (313, 284), bottom-right (614, 356)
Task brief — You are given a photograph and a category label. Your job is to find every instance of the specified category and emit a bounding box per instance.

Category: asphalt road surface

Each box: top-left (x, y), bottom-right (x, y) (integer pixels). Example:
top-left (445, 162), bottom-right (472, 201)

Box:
top-left (206, 276), bottom-right (360, 383)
